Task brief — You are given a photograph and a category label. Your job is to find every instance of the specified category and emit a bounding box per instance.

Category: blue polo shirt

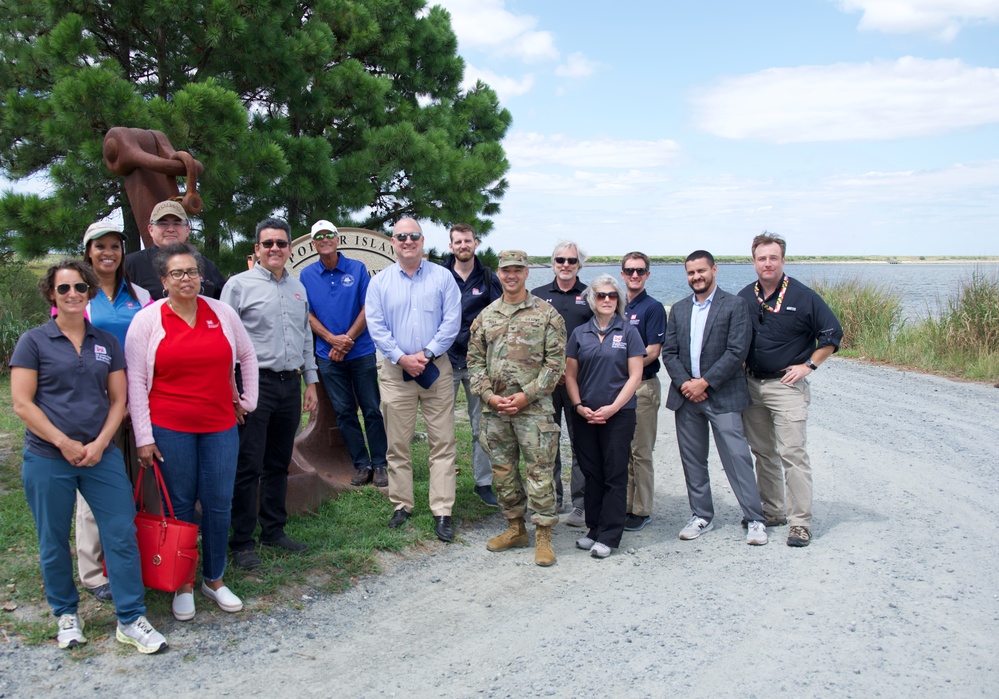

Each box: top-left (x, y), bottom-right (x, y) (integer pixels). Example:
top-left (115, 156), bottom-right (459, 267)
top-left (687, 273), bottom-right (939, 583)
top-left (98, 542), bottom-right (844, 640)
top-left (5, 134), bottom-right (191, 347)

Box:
top-left (624, 289), bottom-right (667, 380)
top-left (567, 316), bottom-right (646, 410)
top-left (10, 319), bottom-right (126, 460)
top-left (88, 280), bottom-right (147, 348)
top-left (300, 254), bottom-right (376, 361)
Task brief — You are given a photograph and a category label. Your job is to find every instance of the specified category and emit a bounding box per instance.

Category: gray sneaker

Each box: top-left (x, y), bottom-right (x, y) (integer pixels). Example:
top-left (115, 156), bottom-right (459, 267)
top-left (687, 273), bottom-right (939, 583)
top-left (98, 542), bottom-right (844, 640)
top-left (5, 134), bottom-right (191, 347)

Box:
top-left (678, 515), bottom-right (713, 540)
top-left (116, 615), bottom-right (168, 654)
top-left (746, 521), bottom-right (769, 546)
top-left (563, 507), bottom-right (585, 527)
top-left (57, 613), bottom-right (86, 649)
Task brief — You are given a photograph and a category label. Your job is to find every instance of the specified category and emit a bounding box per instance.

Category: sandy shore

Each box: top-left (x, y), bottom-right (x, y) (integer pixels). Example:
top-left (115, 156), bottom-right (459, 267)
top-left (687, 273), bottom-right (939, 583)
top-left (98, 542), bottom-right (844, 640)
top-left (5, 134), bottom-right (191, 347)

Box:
top-left (2, 358), bottom-right (997, 698)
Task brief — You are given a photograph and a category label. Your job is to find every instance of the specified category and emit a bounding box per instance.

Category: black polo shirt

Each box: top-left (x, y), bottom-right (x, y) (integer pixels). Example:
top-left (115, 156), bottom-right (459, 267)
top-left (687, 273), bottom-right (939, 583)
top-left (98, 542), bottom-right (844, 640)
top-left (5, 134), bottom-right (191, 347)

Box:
top-left (443, 254), bottom-right (502, 370)
top-left (567, 316), bottom-right (646, 409)
top-left (624, 289), bottom-right (667, 380)
top-left (124, 246), bottom-right (227, 300)
top-left (737, 275), bottom-right (843, 375)
top-left (532, 278), bottom-right (592, 342)
top-left (9, 320), bottom-right (126, 460)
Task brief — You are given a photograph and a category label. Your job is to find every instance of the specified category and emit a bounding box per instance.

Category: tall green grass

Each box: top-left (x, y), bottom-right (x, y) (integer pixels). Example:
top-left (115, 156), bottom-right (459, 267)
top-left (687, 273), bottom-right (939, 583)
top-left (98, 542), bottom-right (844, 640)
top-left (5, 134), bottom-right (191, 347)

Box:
top-left (0, 259), bottom-right (50, 372)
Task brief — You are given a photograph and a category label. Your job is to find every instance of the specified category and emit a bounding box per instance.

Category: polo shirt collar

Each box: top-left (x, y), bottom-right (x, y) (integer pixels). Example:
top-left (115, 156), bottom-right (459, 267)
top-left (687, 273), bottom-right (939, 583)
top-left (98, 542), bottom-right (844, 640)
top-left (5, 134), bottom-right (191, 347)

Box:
top-left (43, 318), bottom-right (98, 340)
top-left (626, 289), bottom-right (648, 308)
top-left (546, 277), bottom-right (585, 294)
top-left (583, 314), bottom-right (626, 336)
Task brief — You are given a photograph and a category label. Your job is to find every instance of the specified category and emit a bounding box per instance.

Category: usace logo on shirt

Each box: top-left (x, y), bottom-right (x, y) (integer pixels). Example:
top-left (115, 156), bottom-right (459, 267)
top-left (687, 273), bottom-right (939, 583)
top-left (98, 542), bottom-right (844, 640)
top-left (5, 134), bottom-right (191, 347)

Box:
top-left (611, 335), bottom-right (627, 349)
top-left (93, 344), bottom-right (111, 365)
top-left (575, 295), bottom-right (586, 305)
top-left (629, 313), bottom-right (640, 325)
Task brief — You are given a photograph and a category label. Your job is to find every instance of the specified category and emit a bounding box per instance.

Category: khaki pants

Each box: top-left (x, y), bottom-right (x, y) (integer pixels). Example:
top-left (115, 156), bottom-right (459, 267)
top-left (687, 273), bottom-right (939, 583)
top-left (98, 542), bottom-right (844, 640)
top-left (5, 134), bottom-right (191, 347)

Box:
top-left (626, 376), bottom-right (661, 517)
top-left (742, 377), bottom-right (812, 526)
top-left (380, 356), bottom-right (457, 516)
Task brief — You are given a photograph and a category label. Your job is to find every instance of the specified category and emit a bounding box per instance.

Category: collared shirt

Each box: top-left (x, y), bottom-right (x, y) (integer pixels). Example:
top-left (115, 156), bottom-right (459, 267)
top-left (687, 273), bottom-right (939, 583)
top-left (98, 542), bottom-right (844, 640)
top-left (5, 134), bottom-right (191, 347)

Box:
top-left (689, 287), bottom-right (718, 379)
top-left (365, 259), bottom-right (461, 364)
top-left (624, 289), bottom-right (667, 380)
top-left (566, 316), bottom-right (646, 409)
top-left (87, 279), bottom-right (152, 348)
top-left (124, 245), bottom-right (227, 300)
top-left (443, 254), bottom-right (502, 370)
top-left (220, 264), bottom-right (318, 384)
top-left (299, 253), bottom-right (375, 361)
top-left (532, 278), bottom-right (592, 343)
top-left (10, 319), bottom-right (125, 460)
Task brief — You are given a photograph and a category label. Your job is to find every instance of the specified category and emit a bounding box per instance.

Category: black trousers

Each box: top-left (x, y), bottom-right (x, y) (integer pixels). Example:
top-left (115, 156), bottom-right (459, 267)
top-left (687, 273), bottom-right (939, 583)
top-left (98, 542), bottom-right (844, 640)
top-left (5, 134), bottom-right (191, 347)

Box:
top-left (572, 409), bottom-right (636, 548)
top-left (230, 370), bottom-right (301, 550)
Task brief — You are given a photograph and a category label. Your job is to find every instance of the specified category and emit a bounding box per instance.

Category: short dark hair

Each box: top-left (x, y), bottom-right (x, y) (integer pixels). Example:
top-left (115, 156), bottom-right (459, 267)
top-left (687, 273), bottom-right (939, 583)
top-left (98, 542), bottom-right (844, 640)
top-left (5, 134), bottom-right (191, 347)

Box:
top-left (752, 231), bottom-right (786, 258)
top-left (449, 223), bottom-right (476, 242)
top-left (255, 218), bottom-right (291, 244)
top-left (685, 250), bottom-right (715, 266)
top-left (39, 259), bottom-right (99, 307)
top-left (153, 242), bottom-right (204, 279)
top-left (621, 251), bottom-right (650, 270)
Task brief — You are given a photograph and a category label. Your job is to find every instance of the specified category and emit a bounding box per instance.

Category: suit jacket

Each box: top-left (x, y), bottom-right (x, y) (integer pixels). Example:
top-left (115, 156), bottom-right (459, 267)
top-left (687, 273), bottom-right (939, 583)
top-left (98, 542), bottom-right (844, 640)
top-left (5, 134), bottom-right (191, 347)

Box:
top-left (662, 287), bottom-right (752, 413)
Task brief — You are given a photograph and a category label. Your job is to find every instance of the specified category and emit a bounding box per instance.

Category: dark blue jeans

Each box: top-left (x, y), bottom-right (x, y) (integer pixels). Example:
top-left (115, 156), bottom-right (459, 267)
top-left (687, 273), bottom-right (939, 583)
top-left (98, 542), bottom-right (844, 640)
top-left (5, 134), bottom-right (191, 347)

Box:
top-left (317, 353), bottom-right (388, 470)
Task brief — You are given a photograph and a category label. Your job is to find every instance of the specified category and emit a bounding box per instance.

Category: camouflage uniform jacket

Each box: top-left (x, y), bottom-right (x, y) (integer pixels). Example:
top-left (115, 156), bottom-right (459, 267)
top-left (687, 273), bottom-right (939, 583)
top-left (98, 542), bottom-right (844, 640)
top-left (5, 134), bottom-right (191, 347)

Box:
top-left (468, 294), bottom-right (567, 416)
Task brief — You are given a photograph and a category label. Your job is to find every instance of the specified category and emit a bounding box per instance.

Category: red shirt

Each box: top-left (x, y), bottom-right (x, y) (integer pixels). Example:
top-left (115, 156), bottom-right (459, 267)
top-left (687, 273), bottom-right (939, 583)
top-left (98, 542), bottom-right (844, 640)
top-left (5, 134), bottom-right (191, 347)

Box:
top-left (149, 299), bottom-right (236, 433)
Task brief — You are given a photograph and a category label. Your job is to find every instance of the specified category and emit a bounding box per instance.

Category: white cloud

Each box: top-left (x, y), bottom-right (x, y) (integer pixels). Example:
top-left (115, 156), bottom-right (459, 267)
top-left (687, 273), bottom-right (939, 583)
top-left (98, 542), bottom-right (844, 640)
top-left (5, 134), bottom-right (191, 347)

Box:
top-left (462, 64), bottom-right (535, 101)
top-left (505, 132), bottom-right (682, 168)
top-left (693, 57), bottom-right (999, 142)
top-left (555, 52), bottom-right (598, 78)
top-left (436, 0), bottom-right (558, 62)
top-left (509, 170), bottom-right (672, 197)
top-left (835, 0), bottom-right (999, 40)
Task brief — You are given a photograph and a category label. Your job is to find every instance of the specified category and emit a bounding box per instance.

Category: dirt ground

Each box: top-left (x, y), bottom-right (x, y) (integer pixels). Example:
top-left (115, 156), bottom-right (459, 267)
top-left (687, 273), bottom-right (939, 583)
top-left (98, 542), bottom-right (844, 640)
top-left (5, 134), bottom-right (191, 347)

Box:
top-left (1, 357), bottom-right (997, 698)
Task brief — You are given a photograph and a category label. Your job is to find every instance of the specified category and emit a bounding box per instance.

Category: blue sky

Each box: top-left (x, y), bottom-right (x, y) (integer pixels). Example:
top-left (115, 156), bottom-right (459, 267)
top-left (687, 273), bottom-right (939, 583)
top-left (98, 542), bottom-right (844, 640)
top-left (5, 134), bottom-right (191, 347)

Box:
top-left (427, 0), bottom-right (999, 256)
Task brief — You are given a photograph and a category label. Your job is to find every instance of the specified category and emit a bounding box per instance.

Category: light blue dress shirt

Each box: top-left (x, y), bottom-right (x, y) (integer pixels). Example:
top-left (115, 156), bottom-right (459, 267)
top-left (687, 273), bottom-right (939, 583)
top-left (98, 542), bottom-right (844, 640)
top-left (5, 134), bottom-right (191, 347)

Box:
top-left (689, 287), bottom-right (718, 379)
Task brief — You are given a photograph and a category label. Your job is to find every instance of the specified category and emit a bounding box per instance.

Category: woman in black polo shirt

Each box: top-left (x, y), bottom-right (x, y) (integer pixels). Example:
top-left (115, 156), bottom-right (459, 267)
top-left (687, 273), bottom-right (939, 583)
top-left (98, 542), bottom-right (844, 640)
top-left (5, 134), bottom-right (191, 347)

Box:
top-left (564, 274), bottom-right (645, 559)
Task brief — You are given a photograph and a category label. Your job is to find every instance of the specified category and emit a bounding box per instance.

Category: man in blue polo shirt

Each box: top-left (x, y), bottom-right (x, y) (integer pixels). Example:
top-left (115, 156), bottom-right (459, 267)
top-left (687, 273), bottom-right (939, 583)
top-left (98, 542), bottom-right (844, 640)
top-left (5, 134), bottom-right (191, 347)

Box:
top-left (300, 220), bottom-right (389, 488)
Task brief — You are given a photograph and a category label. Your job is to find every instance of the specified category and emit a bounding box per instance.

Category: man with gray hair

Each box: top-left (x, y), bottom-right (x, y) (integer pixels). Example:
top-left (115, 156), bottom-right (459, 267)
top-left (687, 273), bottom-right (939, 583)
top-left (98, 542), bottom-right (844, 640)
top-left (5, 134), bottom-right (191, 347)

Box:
top-left (532, 241), bottom-right (592, 526)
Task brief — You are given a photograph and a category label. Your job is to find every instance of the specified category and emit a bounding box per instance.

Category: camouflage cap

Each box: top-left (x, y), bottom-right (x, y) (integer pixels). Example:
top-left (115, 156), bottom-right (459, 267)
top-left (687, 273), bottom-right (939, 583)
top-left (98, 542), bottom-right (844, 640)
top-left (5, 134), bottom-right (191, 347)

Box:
top-left (497, 250), bottom-right (528, 268)
top-left (150, 200), bottom-right (188, 223)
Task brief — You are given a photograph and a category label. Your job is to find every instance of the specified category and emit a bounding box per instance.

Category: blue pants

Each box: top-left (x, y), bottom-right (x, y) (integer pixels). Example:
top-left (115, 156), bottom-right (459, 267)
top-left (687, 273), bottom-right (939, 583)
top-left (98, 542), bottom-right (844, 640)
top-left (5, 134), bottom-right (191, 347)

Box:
top-left (317, 353), bottom-right (388, 470)
top-left (152, 425), bottom-right (238, 582)
top-left (22, 447), bottom-right (146, 623)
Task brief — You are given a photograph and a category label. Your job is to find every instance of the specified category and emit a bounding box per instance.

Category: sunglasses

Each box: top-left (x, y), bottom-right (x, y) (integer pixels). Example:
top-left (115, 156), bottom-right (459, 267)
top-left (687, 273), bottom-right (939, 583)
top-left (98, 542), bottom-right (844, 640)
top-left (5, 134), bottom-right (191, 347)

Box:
top-left (595, 291), bottom-right (619, 300)
top-left (313, 233), bottom-right (336, 241)
top-left (259, 239), bottom-right (289, 249)
top-left (56, 282), bottom-right (90, 295)
top-left (166, 268), bottom-right (201, 280)
top-left (554, 257), bottom-right (579, 265)
top-left (393, 233), bottom-right (423, 242)
top-left (623, 267), bottom-right (648, 277)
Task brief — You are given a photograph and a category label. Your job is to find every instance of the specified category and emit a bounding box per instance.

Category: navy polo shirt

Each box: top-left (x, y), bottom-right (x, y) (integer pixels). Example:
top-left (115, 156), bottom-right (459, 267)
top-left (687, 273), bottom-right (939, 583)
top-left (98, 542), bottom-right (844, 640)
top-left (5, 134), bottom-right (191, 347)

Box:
top-left (300, 254), bottom-right (376, 361)
top-left (624, 289), bottom-right (667, 380)
top-left (443, 254), bottom-right (502, 369)
top-left (9, 319), bottom-right (126, 460)
top-left (567, 316), bottom-right (646, 410)
top-left (532, 278), bottom-right (593, 342)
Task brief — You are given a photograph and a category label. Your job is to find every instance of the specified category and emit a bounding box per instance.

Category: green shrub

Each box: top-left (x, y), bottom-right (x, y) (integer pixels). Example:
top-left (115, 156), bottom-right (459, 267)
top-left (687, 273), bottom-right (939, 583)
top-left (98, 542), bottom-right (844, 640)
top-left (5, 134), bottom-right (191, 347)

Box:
top-left (811, 278), bottom-right (904, 352)
top-left (0, 261), bottom-right (49, 372)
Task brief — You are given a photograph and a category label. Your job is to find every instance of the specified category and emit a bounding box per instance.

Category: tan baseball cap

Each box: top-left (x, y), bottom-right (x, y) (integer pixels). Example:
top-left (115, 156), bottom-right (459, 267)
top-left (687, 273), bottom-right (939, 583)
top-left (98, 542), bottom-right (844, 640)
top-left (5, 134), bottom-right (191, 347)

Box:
top-left (150, 200), bottom-right (188, 223)
top-left (497, 250), bottom-right (529, 268)
top-left (82, 222), bottom-right (125, 247)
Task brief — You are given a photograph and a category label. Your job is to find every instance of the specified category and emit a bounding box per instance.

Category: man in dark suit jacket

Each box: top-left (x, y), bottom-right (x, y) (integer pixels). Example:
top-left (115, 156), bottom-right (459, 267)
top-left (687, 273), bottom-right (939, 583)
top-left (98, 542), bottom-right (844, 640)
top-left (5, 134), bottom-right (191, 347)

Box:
top-left (662, 250), bottom-right (768, 546)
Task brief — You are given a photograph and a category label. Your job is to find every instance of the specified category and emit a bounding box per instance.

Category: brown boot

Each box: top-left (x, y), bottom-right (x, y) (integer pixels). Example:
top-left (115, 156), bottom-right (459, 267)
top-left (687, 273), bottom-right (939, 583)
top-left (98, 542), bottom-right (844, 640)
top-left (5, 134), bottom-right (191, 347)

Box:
top-left (534, 525), bottom-right (555, 567)
top-left (486, 518), bottom-right (528, 552)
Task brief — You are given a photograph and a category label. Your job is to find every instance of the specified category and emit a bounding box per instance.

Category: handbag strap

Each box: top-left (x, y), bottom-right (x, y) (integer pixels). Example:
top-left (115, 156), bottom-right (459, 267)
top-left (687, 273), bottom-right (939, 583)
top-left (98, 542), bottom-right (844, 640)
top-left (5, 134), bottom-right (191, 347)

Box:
top-left (132, 459), bottom-right (178, 520)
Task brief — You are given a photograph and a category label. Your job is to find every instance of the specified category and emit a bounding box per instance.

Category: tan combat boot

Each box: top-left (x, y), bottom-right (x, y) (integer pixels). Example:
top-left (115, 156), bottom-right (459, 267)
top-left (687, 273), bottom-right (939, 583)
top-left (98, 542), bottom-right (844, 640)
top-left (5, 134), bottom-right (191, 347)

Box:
top-left (534, 525), bottom-right (555, 567)
top-left (486, 518), bottom-right (528, 552)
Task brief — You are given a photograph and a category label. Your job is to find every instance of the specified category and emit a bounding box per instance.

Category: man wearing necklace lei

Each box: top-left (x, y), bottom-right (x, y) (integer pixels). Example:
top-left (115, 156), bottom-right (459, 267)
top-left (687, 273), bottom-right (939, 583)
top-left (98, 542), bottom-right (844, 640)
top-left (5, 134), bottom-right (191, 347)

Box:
top-left (737, 232), bottom-right (842, 548)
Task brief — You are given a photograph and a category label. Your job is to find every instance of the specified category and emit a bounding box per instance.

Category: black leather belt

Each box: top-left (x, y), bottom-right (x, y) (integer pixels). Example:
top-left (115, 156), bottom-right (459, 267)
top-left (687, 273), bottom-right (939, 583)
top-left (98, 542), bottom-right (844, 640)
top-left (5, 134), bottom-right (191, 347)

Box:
top-left (260, 369), bottom-right (300, 381)
top-left (748, 369), bottom-right (786, 380)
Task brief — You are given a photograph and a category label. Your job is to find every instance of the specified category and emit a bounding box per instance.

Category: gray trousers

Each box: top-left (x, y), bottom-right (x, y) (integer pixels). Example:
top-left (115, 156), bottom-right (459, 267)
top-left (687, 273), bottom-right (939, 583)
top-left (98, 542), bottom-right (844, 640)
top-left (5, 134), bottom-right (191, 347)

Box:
top-left (452, 366), bottom-right (493, 486)
top-left (674, 399), bottom-right (764, 523)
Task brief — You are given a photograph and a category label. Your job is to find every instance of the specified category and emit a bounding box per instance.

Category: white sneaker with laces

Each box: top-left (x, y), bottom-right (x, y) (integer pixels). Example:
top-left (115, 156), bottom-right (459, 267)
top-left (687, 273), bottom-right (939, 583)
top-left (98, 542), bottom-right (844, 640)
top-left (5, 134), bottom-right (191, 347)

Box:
top-left (563, 508), bottom-right (586, 528)
top-left (575, 536), bottom-right (595, 550)
top-left (678, 515), bottom-right (713, 540)
top-left (746, 520), bottom-right (769, 546)
top-left (57, 613), bottom-right (87, 649)
top-left (590, 542), bottom-right (612, 559)
top-left (116, 615), bottom-right (168, 654)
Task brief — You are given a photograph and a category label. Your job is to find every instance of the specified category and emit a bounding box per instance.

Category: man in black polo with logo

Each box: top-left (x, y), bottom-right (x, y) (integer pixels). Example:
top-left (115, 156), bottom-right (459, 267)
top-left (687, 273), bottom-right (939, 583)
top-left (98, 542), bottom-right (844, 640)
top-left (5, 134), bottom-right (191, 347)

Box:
top-left (738, 232), bottom-right (842, 548)
top-left (532, 240), bottom-right (592, 525)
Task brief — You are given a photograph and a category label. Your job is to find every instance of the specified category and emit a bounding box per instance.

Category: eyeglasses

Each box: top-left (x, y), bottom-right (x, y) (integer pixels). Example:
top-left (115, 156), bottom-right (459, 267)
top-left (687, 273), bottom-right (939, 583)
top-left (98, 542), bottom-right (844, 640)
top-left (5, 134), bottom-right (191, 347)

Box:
top-left (166, 268), bottom-right (200, 280)
top-left (152, 219), bottom-right (189, 228)
top-left (554, 257), bottom-right (579, 265)
top-left (623, 267), bottom-right (648, 277)
top-left (313, 233), bottom-right (336, 241)
top-left (56, 282), bottom-right (89, 295)
top-left (595, 291), bottom-right (619, 300)
top-left (393, 233), bottom-right (423, 242)
top-left (259, 239), bottom-right (289, 249)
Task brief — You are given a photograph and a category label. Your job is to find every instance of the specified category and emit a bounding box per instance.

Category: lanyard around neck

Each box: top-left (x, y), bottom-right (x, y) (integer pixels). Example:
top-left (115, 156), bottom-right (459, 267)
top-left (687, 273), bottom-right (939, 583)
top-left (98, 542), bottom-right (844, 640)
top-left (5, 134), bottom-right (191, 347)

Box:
top-left (755, 275), bottom-right (788, 313)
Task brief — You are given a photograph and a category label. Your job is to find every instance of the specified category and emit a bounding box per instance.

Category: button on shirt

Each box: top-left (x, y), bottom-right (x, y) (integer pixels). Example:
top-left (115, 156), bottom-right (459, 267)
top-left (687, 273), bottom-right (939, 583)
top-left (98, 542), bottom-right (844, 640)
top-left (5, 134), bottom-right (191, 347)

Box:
top-left (689, 287), bottom-right (717, 379)
top-left (365, 260), bottom-right (461, 363)
top-left (299, 253), bottom-right (376, 361)
top-left (532, 278), bottom-right (593, 342)
top-left (220, 264), bottom-right (318, 384)
top-left (624, 289), bottom-right (667, 380)
top-left (567, 316), bottom-right (646, 410)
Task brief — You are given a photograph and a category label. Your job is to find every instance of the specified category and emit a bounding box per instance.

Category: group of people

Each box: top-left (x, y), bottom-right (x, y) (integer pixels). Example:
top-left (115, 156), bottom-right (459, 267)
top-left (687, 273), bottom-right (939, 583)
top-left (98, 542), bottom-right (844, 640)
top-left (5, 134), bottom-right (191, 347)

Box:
top-left (10, 202), bottom-right (842, 652)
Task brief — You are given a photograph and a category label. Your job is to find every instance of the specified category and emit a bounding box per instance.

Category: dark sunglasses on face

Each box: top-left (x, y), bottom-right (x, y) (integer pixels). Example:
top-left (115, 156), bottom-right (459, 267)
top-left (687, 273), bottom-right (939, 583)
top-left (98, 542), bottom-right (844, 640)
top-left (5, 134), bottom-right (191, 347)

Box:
top-left (56, 282), bottom-right (89, 295)
top-left (554, 257), bottom-right (579, 265)
top-left (313, 233), bottom-right (336, 241)
top-left (623, 267), bottom-right (648, 277)
top-left (259, 239), bottom-right (289, 249)
top-left (595, 291), bottom-right (619, 300)
top-left (393, 233), bottom-right (423, 242)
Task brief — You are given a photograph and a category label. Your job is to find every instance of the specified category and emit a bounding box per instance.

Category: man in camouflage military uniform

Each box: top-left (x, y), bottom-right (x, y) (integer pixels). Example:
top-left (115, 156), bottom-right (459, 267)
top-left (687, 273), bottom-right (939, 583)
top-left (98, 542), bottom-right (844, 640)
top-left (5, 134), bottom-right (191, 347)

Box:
top-left (468, 250), bottom-right (567, 567)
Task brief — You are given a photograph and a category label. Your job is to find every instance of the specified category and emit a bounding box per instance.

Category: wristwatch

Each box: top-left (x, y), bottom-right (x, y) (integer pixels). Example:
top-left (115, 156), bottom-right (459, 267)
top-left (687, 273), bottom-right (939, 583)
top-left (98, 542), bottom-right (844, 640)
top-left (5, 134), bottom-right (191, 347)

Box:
top-left (423, 348), bottom-right (435, 361)
top-left (804, 359), bottom-right (818, 371)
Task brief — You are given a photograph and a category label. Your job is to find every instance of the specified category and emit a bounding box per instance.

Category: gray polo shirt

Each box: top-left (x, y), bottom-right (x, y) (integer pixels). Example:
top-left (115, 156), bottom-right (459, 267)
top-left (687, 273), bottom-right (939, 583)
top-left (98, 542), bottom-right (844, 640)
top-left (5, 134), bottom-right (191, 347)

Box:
top-left (220, 264), bottom-right (319, 384)
top-left (566, 316), bottom-right (646, 410)
top-left (10, 320), bottom-right (126, 460)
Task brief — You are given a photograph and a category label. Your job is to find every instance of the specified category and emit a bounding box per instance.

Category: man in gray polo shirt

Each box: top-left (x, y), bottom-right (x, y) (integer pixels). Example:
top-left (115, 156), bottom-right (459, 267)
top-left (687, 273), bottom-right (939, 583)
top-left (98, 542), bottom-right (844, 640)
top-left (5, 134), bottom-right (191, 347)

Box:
top-left (221, 218), bottom-right (319, 569)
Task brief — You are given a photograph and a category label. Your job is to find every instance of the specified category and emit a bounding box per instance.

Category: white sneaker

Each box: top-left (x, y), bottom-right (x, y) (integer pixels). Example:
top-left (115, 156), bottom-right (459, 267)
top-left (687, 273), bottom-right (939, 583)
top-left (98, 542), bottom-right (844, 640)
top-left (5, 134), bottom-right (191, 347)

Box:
top-left (575, 536), bottom-right (595, 550)
top-left (56, 613), bottom-right (87, 649)
top-left (172, 591), bottom-right (196, 621)
top-left (116, 615), bottom-right (168, 654)
top-left (590, 542), bottom-right (612, 559)
top-left (746, 521), bottom-right (769, 546)
top-left (563, 508), bottom-right (586, 528)
top-left (201, 582), bottom-right (243, 612)
top-left (678, 515), bottom-right (713, 540)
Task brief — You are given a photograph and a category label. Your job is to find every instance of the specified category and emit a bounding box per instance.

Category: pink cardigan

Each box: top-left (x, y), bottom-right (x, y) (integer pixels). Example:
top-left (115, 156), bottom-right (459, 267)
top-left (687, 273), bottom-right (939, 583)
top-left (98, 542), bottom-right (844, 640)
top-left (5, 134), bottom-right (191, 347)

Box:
top-left (125, 297), bottom-right (259, 447)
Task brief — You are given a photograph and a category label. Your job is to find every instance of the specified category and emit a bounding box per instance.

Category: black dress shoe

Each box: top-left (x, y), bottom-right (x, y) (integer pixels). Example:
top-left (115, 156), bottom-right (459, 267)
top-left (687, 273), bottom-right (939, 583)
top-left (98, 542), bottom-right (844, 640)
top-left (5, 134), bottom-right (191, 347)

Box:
top-left (350, 467), bottom-right (374, 486)
top-left (474, 485), bottom-right (499, 507)
top-left (232, 549), bottom-right (262, 569)
top-left (388, 508), bottom-right (411, 528)
top-left (260, 534), bottom-right (307, 552)
top-left (372, 466), bottom-right (388, 488)
top-left (86, 583), bottom-right (113, 602)
top-left (434, 515), bottom-right (454, 543)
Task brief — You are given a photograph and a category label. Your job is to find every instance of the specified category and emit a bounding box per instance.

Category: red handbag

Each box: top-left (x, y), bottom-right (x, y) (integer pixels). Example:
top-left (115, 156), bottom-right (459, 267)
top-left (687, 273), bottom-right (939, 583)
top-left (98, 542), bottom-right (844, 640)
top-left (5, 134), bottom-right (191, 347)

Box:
top-left (131, 460), bottom-right (200, 592)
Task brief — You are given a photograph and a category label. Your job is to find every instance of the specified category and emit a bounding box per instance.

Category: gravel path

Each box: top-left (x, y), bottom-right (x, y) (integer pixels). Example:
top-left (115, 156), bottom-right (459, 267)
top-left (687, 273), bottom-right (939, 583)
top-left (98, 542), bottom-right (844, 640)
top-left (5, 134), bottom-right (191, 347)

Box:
top-left (2, 358), bottom-right (997, 698)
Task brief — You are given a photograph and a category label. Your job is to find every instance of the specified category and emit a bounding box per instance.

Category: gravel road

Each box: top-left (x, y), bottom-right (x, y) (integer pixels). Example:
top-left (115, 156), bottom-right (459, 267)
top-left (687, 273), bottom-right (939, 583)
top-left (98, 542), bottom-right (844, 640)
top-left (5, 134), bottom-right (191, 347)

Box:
top-left (2, 358), bottom-right (997, 698)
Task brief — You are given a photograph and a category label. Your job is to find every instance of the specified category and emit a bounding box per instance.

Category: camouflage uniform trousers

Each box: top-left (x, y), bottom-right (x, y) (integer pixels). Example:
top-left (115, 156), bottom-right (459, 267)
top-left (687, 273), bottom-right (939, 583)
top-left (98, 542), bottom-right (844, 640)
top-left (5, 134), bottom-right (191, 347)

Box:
top-left (481, 412), bottom-right (561, 526)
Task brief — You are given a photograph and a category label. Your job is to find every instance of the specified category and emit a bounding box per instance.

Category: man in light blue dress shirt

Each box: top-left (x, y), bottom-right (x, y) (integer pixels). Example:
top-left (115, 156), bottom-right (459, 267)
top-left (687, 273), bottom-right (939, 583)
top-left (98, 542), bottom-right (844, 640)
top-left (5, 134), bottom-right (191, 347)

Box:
top-left (365, 218), bottom-right (462, 542)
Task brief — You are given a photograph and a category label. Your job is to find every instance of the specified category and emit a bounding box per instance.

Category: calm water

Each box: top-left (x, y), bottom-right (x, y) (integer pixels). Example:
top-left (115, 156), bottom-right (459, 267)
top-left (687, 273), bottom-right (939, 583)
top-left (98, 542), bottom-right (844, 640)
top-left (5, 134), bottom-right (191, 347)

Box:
top-left (527, 263), bottom-right (999, 322)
